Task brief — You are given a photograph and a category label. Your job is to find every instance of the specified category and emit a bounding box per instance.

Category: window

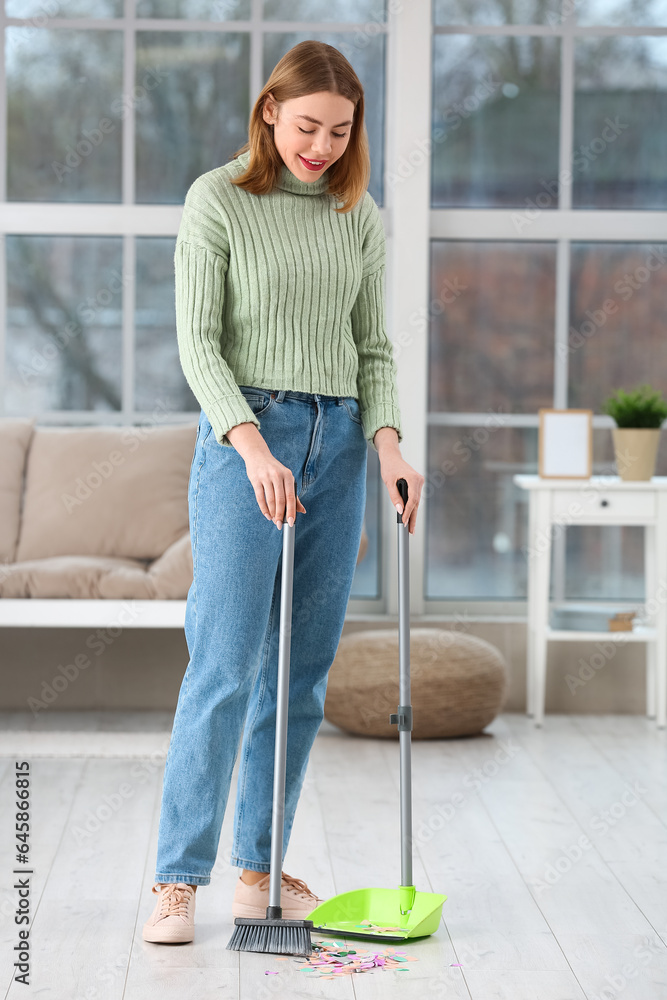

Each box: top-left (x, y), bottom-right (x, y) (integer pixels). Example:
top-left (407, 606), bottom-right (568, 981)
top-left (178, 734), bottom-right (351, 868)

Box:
top-left (0, 1), bottom-right (388, 601)
top-left (427, 0), bottom-right (667, 607)
top-left (5, 1), bottom-right (663, 613)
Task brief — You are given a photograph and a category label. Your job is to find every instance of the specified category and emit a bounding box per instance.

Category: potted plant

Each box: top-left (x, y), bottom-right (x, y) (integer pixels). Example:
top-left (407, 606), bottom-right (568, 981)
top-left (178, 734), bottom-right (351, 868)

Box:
top-left (600, 383), bottom-right (667, 481)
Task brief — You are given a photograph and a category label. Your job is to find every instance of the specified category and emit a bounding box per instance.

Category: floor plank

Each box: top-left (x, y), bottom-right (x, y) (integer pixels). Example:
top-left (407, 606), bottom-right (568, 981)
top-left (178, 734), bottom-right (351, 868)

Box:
top-left (0, 758), bottom-right (86, 992)
top-left (1, 713), bottom-right (666, 1000)
top-left (406, 725), bottom-right (575, 983)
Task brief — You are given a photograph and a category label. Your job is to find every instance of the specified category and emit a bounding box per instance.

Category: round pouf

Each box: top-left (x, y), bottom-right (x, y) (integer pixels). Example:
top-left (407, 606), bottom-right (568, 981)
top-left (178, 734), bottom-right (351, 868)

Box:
top-left (324, 628), bottom-right (508, 739)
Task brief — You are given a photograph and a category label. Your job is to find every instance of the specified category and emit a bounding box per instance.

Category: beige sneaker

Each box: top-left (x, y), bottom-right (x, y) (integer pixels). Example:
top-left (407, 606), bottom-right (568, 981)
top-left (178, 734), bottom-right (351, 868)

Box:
top-left (232, 871), bottom-right (323, 920)
top-left (142, 882), bottom-right (197, 943)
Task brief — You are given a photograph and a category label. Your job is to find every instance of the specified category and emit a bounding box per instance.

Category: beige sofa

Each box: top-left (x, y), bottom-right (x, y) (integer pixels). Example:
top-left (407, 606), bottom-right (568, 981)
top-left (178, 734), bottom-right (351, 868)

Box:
top-left (0, 417), bottom-right (369, 620)
top-left (0, 417), bottom-right (196, 602)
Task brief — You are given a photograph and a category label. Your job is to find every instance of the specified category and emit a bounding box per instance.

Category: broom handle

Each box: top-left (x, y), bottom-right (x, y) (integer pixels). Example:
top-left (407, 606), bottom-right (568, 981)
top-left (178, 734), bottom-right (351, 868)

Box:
top-left (396, 478), bottom-right (413, 891)
top-left (268, 478), bottom-right (297, 914)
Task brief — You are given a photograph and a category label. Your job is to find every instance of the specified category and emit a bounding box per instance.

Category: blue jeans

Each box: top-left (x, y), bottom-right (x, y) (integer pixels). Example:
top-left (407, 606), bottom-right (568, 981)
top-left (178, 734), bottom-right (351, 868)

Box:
top-left (154, 386), bottom-right (368, 886)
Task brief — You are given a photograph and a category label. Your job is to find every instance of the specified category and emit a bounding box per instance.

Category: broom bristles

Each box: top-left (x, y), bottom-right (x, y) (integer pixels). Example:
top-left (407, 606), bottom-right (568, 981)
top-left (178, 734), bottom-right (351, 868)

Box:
top-left (226, 917), bottom-right (313, 956)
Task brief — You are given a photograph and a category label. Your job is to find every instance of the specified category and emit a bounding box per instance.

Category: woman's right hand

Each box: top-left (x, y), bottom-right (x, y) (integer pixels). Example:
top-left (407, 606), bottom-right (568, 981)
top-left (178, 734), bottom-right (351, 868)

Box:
top-left (244, 449), bottom-right (306, 529)
top-left (225, 420), bottom-right (306, 528)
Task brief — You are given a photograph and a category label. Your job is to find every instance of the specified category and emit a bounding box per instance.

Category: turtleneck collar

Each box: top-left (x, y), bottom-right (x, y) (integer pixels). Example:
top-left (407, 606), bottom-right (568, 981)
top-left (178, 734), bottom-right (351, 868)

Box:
top-left (236, 149), bottom-right (329, 197)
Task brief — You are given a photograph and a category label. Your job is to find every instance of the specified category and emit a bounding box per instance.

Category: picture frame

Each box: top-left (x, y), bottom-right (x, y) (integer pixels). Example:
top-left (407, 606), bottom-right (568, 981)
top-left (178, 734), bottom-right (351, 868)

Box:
top-left (538, 409), bottom-right (593, 479)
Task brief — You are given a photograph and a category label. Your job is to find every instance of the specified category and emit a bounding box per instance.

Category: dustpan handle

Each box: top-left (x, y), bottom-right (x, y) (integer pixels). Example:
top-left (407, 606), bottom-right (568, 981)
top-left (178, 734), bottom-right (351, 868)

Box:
top-left (392, 478), bottom-right (414, 899)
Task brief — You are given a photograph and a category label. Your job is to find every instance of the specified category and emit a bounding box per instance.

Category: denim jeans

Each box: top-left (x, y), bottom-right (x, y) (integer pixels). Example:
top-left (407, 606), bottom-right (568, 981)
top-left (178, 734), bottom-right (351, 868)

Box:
top-left (153, 386), bottom-right (368, 886)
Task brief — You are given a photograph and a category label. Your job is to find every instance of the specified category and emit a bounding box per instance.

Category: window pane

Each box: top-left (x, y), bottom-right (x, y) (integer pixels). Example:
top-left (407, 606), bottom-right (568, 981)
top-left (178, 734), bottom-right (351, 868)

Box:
top-left (568, 243), bottom-right (667, 410)
top-left (264, 0), bottom-right (385, 19)
top-left (263, 33), bottom-right (385, 205)
top-left (350, 450), bottom-right (381, 599)
top-left (433, 0), bottom-right (556, 25)
top-left (135, 32), bottom-right (250, 203)
top-left (429, 241), bottom-right (556, 414)
top-left (135, 238), bottom-right (197, 413)
top-left (573, 37), bottom-right (667, 209)
top-left (577, 0), bottom-right (667, 25)
top-left (425, 426), bottom-right (536, 599)
top-left (6, 29), bottom-right (123, 202)
top-left (5, 236), bottom-right (123, 414)
top-left (426, 425), bottom-right (667, 600)
top-left (432, 35), bottom-right (560, 207)
top-left (136, 0), bottom-right (250, 17)
top-left (6, 0), bottom-right (121, 14)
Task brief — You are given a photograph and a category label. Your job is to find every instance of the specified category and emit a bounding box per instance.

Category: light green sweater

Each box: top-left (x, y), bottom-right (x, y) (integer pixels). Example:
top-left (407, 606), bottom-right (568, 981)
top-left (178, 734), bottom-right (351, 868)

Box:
top-left (174, 149), bottom-right (403, 451)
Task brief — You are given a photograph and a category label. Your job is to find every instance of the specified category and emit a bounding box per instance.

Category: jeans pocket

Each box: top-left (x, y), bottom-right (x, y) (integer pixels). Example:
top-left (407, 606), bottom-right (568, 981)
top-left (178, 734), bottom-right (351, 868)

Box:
top-left (189, 418), bottom-right (202, 475)
top-left (341, 397), bottom-right (362, 424)
top-left (238, 385), bottom-right (275, 418)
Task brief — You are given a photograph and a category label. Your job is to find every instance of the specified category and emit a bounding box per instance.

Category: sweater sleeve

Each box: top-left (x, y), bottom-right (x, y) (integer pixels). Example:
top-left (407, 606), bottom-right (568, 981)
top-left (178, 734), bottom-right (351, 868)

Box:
top-left (350, 197), bottom-right (403, 452)
top-left (174, 176), bottom-right (261, 448)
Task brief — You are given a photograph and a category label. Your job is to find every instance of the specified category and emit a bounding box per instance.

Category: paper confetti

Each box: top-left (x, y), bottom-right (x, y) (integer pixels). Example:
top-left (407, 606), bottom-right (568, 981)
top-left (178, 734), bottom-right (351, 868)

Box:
top-left (277, 939), bottom-right (419, 979)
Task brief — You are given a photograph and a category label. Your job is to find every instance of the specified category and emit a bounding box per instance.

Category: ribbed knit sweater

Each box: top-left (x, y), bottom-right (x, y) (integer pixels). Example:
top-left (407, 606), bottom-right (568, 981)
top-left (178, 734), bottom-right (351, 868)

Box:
top-left (174, 149), bottom-right (403, 451)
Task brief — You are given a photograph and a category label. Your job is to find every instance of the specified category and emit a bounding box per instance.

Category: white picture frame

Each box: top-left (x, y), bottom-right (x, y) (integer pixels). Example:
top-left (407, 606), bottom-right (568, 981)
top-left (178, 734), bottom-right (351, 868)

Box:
top-left (538, 409), bottom-right (593, 479)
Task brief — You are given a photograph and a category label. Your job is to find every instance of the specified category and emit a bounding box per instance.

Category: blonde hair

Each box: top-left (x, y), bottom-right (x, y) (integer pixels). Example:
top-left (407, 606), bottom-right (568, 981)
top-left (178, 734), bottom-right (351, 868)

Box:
top-left (229, 40), bottom-right (370, 215)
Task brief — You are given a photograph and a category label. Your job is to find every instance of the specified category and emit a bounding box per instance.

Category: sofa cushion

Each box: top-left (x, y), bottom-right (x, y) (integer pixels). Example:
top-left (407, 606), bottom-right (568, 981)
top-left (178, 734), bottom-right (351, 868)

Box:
top-left (1, 532), bottom-right (193, 600)
top-left (15, 423), bottom-right (197, 562)
top-left (0, 418), bottom-right (35, 564)
top-left (146, 532), bottom-right (193, 599)
top-left (0, 555), bottom-right (154, 599)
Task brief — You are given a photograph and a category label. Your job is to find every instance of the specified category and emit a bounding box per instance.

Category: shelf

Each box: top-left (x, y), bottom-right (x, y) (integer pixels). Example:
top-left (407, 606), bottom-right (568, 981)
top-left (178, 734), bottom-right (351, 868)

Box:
top-left (514, 474), bottom-right (667, 491)
top-left (545, 627), bottom-right (656, 642)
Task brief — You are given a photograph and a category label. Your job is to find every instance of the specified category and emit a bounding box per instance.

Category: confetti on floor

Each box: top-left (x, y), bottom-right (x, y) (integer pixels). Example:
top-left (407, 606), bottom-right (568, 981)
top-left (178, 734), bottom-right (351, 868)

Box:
top-left (352, 919), bottom-right (409, 934)
top-left (272, 939), bottom-right (420, 978)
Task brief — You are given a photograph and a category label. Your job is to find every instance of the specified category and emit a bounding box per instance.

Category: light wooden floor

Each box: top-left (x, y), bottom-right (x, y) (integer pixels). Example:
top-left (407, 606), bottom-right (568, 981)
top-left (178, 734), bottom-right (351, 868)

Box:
top-left (1, 711), bottom-right (666, 999)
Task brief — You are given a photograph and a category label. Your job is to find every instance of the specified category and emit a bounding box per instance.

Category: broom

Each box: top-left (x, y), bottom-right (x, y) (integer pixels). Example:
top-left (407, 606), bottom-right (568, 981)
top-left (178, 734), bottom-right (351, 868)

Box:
top-left (227, 480), bottom-right (313, 957)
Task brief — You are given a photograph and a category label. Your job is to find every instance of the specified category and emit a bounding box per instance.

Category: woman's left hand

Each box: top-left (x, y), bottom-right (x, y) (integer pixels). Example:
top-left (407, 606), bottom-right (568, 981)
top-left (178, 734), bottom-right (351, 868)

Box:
top-left (379, 451), bottom-right (425, 535)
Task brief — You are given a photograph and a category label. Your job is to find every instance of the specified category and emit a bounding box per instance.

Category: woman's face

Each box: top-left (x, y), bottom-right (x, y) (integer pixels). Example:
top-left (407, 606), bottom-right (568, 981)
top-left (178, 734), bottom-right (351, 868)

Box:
top-left (262, 90), bottom-right (355, 182)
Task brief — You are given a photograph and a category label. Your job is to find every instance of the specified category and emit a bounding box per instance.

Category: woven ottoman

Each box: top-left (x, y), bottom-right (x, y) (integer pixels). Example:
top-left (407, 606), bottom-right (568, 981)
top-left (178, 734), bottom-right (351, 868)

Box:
top-left (324, 628), bottom-right (508, 739)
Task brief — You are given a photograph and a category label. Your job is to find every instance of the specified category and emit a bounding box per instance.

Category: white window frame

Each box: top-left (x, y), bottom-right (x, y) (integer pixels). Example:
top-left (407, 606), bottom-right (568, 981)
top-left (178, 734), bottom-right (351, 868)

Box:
top-left (1, 1), bottom-right (666, 619)
top-left (385, 0), bottom-right (667, 619)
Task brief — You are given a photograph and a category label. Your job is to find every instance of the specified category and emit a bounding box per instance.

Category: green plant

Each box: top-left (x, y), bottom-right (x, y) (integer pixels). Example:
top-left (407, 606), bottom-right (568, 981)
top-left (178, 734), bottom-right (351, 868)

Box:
top-left (601, 383), bottom-right (667, 428)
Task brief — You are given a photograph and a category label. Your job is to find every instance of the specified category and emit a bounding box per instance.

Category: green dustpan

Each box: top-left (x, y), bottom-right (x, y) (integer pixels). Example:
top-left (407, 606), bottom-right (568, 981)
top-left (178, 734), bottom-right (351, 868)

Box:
top-left (307, 886), bottom-right (447, 942)
top-left (308, 479), bottom-right (447, 943)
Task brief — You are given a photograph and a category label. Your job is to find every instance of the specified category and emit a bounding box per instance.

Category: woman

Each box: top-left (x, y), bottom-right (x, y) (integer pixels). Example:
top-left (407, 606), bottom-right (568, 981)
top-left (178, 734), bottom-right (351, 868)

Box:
top-left (143, 39), bottom-right (424, 945)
